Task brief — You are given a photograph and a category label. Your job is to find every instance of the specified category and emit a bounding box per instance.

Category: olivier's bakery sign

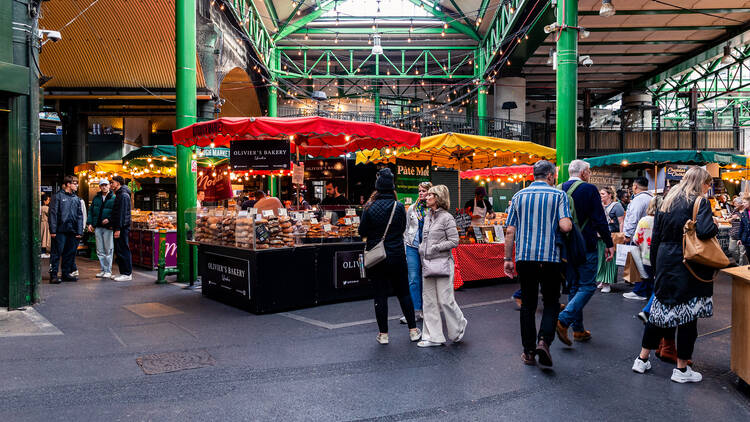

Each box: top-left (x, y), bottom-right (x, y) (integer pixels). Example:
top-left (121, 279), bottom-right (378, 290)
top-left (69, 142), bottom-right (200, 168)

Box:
top-left (230, 139), bottom-right (290, 170)
top-left (202, 252), bottom-right (251, 299)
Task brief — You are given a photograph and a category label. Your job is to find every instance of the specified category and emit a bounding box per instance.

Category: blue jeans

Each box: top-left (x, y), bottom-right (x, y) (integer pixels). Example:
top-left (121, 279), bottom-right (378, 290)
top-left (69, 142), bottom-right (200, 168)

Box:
top-left (405, 245), bottom-right (422, 311)
top-left (95, 227), bottom-right (114, 273)
top-left (632, 265), bottom-right (654, 297)
top-left (559, 251), bottom-right (599, 332)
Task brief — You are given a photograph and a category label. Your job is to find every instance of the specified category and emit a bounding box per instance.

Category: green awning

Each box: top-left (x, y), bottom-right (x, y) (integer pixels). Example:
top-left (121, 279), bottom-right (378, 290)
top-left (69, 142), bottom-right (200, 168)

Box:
top-left (584, 150), bottom-right (747, 168)
top-left (122, 145), bottom-right (229, 168)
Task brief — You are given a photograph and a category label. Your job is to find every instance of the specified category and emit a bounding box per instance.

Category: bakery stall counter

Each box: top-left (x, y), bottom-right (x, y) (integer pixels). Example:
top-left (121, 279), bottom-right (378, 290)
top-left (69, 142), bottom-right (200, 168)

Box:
top-left (191, 207), bottom-right (370, 314)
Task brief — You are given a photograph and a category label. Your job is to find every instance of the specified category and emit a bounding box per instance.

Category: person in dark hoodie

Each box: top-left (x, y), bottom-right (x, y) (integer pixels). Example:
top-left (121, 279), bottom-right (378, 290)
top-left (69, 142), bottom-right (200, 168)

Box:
top-left (48, 175), bottom-right (83, 283)
top-left (108, 175), bottom-right (133, 281)
top-left (359, 168), bottom-right (421, 345)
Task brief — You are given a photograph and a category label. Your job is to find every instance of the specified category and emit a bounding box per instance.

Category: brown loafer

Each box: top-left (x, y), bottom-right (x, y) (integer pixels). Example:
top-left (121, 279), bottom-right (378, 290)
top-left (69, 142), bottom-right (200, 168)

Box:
top-left (521, 351), bottom-right (536, 366)
top-left (556, 321), bottom-right (572, 346)
top-left (559, 303), bottom-right (566, 312)
top-left (514, 298), bottom-right (522, 308)
top-left (573, 330), bottom-right (592, 342)
top-left (535, 340), bottom-right (553, 367)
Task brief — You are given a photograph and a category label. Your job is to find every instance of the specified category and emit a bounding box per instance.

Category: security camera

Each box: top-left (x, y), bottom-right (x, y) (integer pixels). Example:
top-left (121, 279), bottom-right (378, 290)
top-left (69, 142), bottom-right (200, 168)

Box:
top-left (39, 30), bottom-right (62, 42)
top-left (579, 55), bottom-right (593, 67)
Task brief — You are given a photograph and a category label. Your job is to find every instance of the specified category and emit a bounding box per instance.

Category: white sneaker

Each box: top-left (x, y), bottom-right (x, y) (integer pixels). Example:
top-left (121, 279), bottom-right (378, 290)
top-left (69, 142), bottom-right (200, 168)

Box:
top-left (454, 321), bottom-right (467, 343)
top-left (70, 270), bottom-right (79, 277)
top-left (102, 272), bottom-right (112, 279)
top-left (399, 316), bottom-right (408, 324)
top-left (601, 284), bottom-right (611, 293)
top-left (671, 366), bottom-right (702, 383)
top-left (113, 274), bottom-right (132, 282)
top-left (376, 333), bottom-right (389, 345)
top-left (623, 292), bottom-right (648, 301)
top-left (597, 282), bottom-right (603, 289)
top-left (95, 272), bottom-right (106, 278)
top-left (417, 340), bottom-right (443, 348)
top-left (632, 357), bottom-right (651, 374)
top-left (40, 253), bottom-right (50, 259)
top-left (410, 328), bottom-right (422, 342)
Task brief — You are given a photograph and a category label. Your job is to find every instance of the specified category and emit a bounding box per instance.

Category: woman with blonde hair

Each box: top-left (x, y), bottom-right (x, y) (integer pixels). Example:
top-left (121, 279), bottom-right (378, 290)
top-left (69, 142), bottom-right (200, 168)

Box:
top-left (400, 181), bottom-right (433, 324)
top-left (631, 167), bottom-right (717, 383)
top-left (417, 185), bottom-right (467, 347)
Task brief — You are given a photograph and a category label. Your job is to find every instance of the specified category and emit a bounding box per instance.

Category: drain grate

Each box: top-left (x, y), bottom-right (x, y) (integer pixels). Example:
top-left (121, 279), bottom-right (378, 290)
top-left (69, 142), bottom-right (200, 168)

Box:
top-left (136, 350), bottom-right (216, 375)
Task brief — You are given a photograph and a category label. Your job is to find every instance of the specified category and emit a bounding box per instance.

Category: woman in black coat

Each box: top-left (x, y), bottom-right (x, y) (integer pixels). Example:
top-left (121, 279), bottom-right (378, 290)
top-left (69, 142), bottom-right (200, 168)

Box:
top-left (631, 166), bottom-right (717, 384)
top-left (358, 168), bottom-right (420, 345)
top-left (737, 196), bottom-right (750, 263)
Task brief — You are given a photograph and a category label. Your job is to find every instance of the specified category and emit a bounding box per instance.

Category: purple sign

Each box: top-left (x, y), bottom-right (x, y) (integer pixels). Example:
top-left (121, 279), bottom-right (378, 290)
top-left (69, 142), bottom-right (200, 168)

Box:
top-left (152, 231), bottom-right (177, 268)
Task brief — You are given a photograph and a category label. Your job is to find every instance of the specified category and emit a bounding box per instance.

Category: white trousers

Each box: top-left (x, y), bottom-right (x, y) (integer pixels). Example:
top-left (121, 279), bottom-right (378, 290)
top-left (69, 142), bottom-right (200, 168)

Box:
top-left (421, 265), bottom-right (467, 343)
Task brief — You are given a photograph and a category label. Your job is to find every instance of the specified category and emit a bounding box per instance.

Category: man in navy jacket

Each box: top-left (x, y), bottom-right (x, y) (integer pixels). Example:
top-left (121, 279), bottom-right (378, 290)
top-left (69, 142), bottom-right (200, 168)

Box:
top-left (556, 160), bottom-right (614, 346)
top-left (48, 175), bottom-right (83, 283)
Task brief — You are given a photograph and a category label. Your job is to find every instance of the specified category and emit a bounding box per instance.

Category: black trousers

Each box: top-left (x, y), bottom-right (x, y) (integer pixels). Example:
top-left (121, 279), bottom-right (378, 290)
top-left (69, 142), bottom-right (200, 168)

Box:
top-left (641, 319), bottom-right (698, 361)
top-left (517, 261), bottom-right (562, 354)
top-left (368, 254), bottom-right (416, 333)
top-left (49, 232), bottom-right (78, 276)
top-left (114, 227), bottom-right (132, 276)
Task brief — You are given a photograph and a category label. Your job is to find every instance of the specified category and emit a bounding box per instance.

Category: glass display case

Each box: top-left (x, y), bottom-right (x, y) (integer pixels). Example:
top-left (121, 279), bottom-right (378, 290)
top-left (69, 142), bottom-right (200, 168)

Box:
top-left (131, 210), bottom-right (177, 230)
top-left (191, 207), bottom-right (362, 249)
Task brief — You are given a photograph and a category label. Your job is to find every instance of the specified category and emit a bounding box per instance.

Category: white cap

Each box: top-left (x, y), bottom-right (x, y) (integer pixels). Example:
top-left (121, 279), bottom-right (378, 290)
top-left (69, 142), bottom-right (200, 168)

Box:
top-left (99, 178), bottom-right (109, 185)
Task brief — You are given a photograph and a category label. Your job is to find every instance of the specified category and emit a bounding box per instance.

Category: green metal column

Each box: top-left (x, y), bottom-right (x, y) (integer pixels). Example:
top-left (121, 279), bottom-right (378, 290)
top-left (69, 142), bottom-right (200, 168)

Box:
top-left (477, 48), bottom-right (487, 136)
top-left (268, 49), bottom-right (278, 117)
top-left (175, 0), bottom-right (197, 284)
top-left (374, 85), bottom-right (380, 124)
top-left (556, 0), bottom-right (578, 182)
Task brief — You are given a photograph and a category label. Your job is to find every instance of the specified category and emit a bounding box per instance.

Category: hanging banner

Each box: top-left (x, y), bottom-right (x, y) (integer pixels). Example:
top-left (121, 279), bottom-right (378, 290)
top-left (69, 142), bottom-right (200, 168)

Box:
top-left (292, 162), bottom-right (305, 185)
top-left (198, 163), bottom-right (233, 202)
top-left (230, 139), bottom-right (290, 171)
top-left (395, 158), bottom-right (431, 203)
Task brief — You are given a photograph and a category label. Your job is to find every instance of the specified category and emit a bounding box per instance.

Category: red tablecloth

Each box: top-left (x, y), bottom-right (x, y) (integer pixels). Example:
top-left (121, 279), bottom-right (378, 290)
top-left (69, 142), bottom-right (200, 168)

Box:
top-left (452, 243), bottom-right (511, 289)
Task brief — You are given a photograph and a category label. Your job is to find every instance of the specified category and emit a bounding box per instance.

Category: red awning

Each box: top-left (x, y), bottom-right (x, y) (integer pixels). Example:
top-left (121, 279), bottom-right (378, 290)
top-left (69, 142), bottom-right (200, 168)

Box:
top-left (172, 116), bottom-right (420, 158)
top-left (460, 165), bottom-right (534, 179)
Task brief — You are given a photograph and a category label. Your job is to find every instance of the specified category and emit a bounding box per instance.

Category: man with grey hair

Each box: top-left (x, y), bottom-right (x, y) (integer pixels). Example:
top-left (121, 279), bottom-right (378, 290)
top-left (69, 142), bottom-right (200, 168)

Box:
top-left (505, 160), bottom-right (573, 367)
top-left (556, 159), bottom-right (614, 346)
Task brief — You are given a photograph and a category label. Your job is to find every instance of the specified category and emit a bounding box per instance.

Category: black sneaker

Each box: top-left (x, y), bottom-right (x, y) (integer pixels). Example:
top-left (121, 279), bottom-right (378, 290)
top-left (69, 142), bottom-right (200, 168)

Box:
top-left (61, 276), bottom-right (78, 282)
top-left (49, 273), bottom-right (61, 284)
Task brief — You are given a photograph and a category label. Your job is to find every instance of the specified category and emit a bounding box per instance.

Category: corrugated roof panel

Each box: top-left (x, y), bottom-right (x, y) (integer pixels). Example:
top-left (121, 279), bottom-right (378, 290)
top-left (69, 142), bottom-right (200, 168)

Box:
top-left (39, 0), bottom-right (206, 89)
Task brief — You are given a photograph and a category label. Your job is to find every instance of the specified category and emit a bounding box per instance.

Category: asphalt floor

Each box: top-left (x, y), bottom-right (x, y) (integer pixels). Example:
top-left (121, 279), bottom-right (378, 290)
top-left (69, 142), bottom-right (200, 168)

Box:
top-left (1, 257), bottom-right (749, 421)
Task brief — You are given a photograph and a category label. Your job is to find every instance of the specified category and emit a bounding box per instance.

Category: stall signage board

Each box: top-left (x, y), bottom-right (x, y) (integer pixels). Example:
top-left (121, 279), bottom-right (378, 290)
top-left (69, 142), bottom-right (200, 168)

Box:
top-left (334, 250), bottom-right (368, 289)
top-left (666, 164), bottom-right (690, 180)
top-left (230, 139), bottom-right (290, 171)
top-left (292, 162), bottom-right (304, 184)
top-left (202, 251), bottom-right (251, 299)
top-left (197, 163), bottom-right (233, 202)
top-left (590, 168), bottom-right (622, 189)
top-left (395, 159), bottom-right (431, 204)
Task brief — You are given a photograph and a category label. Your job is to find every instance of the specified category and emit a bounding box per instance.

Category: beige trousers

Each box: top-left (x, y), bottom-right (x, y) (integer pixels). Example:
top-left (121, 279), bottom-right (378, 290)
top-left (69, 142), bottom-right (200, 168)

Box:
top-left (421, 265), bottom-right (467, 343)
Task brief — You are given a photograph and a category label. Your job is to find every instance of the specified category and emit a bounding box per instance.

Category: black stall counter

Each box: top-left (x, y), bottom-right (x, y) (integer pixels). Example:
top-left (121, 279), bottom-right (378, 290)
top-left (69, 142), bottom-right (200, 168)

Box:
top-left (197, 242), bottom-right (370, 314)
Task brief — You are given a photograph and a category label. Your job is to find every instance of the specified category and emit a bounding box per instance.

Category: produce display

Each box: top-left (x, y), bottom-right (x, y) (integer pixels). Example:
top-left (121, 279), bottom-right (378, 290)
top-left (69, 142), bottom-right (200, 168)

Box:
top-left (131, 211), bottom-right (177, 230)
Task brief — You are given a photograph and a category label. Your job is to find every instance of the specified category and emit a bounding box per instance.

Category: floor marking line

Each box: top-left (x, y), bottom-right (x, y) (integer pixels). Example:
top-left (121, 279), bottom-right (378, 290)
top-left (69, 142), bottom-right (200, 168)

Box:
top-left (698, 325), bottom-right (732, 338)
top-left (280, 297), bottom-right (514, 330)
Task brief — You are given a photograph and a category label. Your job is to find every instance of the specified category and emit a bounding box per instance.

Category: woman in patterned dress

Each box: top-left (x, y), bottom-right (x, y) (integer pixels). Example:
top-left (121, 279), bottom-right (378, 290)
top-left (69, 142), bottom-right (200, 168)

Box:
top-left (631, 166), bottom-right (717, 383)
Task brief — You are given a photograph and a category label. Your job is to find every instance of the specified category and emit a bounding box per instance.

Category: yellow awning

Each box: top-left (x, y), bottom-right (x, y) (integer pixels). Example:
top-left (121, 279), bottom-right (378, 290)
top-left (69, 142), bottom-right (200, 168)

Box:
top-left (73, 161), bottom-right (124, 175)
top-left (356, 133), bottom-right (556, 170)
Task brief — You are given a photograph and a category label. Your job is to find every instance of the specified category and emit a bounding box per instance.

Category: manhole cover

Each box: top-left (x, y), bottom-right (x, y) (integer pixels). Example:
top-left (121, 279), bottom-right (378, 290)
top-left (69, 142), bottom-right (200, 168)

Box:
top-left (136, 350), bottom-right (216, 375)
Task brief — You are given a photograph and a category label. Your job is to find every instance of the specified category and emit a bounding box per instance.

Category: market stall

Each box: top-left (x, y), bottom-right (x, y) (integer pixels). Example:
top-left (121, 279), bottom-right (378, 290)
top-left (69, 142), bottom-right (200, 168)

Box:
top-left (357, 133), bottom-right (555, 289)
top-left (172, 116), bottom-right (420, 313)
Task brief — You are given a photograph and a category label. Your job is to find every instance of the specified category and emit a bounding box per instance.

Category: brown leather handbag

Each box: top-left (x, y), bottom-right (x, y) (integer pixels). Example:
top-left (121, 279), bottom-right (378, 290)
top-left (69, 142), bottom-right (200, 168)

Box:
top-left (683, 197), bottom-right (729, 282)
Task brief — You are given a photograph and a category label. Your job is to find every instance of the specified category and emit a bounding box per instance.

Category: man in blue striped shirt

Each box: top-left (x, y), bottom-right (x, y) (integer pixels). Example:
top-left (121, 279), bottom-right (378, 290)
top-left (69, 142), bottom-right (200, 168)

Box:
top-left (504, 160), bottom-right (573, 367)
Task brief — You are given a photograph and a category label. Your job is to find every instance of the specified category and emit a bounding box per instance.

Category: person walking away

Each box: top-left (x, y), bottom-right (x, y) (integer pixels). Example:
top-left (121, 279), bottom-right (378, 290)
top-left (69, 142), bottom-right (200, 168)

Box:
top-left (109, 176), bottom-right (133, 282)
top-left (504, 160), bottom-right (573, 367)
top-left (556, 160), bottom-right (614, 346)
top-left (358, 168), bottom-right (420, 344)
top-left (400, 181), bottom-right (432, 324)
top-left (464, 187), bottom-right (496, 225)
top-left (622, 177), bottom-right (654, 299)
top-left (597, 186), bottom-right (624, 292)
top-left (87, 178), bottom-right (116, 279)
top-left (631, 166), bottom-right (717, 383)
top-left (40, 194), bottom-right (51, 258)
top-left (417, 185), bottom-right (466, 347)
top-left (48, 175), bottom-right (83, 283)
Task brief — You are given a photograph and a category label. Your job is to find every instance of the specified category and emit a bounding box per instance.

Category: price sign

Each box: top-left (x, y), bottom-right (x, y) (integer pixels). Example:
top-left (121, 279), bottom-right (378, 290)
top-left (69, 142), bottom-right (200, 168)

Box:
top-left (344, 218), bottom-right (352, 225)
top-left (473, 226), bottom-right (485, 243)
top-left (323, 224), bottom-right (332, 232)
top-left (311, 217), bottom-right (319, 224)
top-left (493, 225), bottom-right (505, 243)
top-left (292, 162), bottom-right (304, 184)
top-left (249, 208), bottom-right (257, 215)
top-left (262, 209), bottom-right (274, 217)
top-left (346, 208), bottom-right (356, 216)
top-left (353, 216), bottom-right (360, 224)
top-left (238, 210), bottom-right (248, 217)
top-left (325, 211), bottom-right (334, 221)
top-left (278, 208), bottom-right (288, 217)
